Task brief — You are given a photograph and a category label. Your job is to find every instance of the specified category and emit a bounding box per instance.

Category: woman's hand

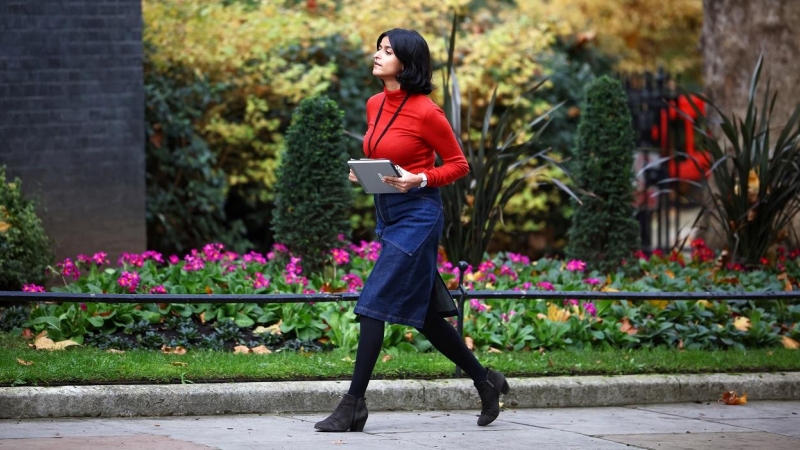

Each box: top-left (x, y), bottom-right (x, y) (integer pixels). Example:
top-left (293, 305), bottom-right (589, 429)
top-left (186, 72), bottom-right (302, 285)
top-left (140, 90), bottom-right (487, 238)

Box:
top-left (348, 169), bottom-right (359, 183)
top-left (381, 167), bottom-right (423, 193)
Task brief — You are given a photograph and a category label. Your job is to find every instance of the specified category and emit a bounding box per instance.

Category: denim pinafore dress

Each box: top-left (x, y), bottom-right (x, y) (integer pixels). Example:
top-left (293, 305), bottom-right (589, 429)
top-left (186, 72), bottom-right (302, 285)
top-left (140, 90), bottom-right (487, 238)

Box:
top-left (353, 187), bottom-right (444, 328)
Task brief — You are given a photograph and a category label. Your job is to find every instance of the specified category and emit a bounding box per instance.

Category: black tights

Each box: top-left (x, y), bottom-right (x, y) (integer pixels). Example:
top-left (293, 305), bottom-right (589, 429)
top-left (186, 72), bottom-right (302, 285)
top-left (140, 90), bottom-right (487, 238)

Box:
top-left (347, 304), bottom-right (488, 399)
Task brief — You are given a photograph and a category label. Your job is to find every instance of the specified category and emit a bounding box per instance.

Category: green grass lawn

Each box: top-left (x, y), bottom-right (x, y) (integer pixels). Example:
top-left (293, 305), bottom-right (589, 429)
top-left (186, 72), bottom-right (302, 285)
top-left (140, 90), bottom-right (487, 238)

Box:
top-left (2, 333), bottom-right (798, 386)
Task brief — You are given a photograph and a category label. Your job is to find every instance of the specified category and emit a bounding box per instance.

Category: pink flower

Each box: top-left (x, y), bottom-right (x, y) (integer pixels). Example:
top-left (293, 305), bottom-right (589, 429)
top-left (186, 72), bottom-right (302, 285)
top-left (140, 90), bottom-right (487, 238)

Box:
top-left (76, 254), bottom-right (92, 264)
top-left (507, 253), bottom-right (530, 265)
top-left (183, 255), bottom-right (205, 272)
top-left (536, 281), bottom-right (554, 291)
top-left (92, 252), bottom-right (109, 265)
top-left (469, 299), bottom-right (487, 312)
top-left (342, 273), bottom-right (363, 292)
top-left (501, 310), bottom-right (517, 322)
top-left (169, 255), bottom-right (180, 265)
top-left (331, 248), bottom-right (350, 265)
top-left (349, 240), bottom-right (381, 262)
top-left (584, 277), bottom-right (601, 286)
top-left (477, 260), bottom-right (496, 273)
top-left (149, 285), bottom-right (167, 294)
top-left (80, 303), bottom-right (87, 311)
top-left (584, 302), bottom-right (597, 316)
top-left (58, 258), bottom-right (81, 280)
top-left (202, 243), bottom-right (224, 262)
top-left (22, 284), bottom-right (45, 292)
top-left (117, 271), bottom-right (140, 293)
top-left (499, 265), bottom-right (518, 280)
top-left (563, 298), bottom-right (579, 307)
top-left (243, 251), bottom-right (267, 265)
top-left (118, 252), bottom-right (144, 267)
top-left (142, 250), bottom-right (164, 264)
top-left (252, 272), bottom-right (270, 289)
top-left (565, 259), bottom-right (587, 271)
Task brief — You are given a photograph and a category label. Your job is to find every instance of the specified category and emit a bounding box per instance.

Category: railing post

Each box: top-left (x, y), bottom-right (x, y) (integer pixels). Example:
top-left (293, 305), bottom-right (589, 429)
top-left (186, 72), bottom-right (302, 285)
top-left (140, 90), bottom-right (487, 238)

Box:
top-left (454, 260), bottom-right (469, 377)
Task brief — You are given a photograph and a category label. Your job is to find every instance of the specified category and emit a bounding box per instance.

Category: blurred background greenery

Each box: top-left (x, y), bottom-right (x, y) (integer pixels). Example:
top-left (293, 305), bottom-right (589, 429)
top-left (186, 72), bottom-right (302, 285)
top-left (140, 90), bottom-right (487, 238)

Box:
top-left (142, 0), bottom-right (704, 258)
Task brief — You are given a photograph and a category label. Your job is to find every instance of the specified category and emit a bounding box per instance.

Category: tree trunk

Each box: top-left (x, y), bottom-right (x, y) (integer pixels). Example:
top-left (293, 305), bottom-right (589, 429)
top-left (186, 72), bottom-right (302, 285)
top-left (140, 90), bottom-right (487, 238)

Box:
top-left (700, 0), bottom-right (800, 249)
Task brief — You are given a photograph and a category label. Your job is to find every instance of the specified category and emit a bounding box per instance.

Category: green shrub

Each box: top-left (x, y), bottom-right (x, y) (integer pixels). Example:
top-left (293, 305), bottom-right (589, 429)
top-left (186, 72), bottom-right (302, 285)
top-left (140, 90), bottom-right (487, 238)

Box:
top-left (566, 75), bottom-right (640, 272)
top-left (0, 166), bottom-right (53, 290)
top-left (271, 95), bottom-right (354, 274)
top-left (144, 63), bottom-right (251, 255)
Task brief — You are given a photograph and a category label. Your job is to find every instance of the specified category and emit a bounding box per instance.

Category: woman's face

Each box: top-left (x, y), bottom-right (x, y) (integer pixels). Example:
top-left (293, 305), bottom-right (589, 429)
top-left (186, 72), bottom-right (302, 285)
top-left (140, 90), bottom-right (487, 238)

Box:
top-left (373, 36), bottom-right (403, 81)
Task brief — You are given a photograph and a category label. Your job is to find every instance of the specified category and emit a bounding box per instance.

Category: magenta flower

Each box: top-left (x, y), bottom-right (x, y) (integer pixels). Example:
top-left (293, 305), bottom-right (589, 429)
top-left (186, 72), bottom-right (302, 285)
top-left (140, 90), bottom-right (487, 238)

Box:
top-left (508, 252), bottom-right (531, 265)
top-left (563, 298), bottom-right (579, 307)
top-left (168, 255), bottom-right (180, 265)
top-left (58, 258), bottom-right (81, 280)
top-left (536, 281), bottom-right (554, 291)
top-left (584, 302), bottom-right (597, 316)
top-left (499, 265), bottom-right (518, 280)
top-left (80, 303), bottom-right (87, 311)
top-left (76, 254), bottom-right (92, 264)
top-left (118, 252), bottom-right (144, 267)
top-left (477, 260), bottom-right (495, 273)
top-left (252, 272), bottom-right (270, 289)
top-left (117, 271), bottom-right (140, 293)
top-left (92, 252), bottom-right (109, 265)
top-left (331, 248), bottom-right (350, 266)
top-left (201, 243), bottom-right (224, 262)
top-left (149, 285), bottom-right (167, 294)
top-left (142, 250), bottom-right (164, 264)
top-left (182, 255), bottom-right (205, 272)
top-left (584, 277), bottom-right (601, 286)
top-left (22, 284), bottom-right (45, 292)
top-left (350, 240), bottom-right (381, 262)
top-left (566, 259), bottom-right (587, 271)
top-left (469, 299), bottom-right (487, 312)
top-left (342, 273), bottom-right (363, 292)
top-left (243, 251), bottom-right (267, 265)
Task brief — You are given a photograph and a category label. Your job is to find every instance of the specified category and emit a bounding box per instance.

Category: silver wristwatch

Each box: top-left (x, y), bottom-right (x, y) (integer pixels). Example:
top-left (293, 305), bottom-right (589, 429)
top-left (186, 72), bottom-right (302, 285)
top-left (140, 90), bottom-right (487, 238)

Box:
top-left (419, 172), bottom-right (428, 188)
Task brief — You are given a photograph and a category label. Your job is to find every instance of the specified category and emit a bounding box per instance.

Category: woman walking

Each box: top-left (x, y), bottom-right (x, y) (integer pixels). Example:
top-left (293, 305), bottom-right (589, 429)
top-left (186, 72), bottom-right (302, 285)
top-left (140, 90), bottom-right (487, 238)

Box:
top-left (314, 28), bottom-right (510, 432)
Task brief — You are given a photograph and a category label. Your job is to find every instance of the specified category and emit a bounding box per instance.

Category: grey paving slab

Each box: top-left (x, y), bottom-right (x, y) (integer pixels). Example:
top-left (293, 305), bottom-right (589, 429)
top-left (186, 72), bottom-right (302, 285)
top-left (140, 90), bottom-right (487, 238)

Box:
top-left (0, 435), bottom-right (213, 450)
top-left (634, 400), bottom-right (800, 419)
top-left (600, 431), bottom-right (800, 450)
top-left (498, 405), bottom-right (749, 435)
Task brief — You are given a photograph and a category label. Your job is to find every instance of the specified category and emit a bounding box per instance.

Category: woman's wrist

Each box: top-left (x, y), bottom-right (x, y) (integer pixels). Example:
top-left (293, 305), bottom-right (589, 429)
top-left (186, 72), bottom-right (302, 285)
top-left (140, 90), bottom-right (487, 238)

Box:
top-left (418, 172), bottom-right (428, 188)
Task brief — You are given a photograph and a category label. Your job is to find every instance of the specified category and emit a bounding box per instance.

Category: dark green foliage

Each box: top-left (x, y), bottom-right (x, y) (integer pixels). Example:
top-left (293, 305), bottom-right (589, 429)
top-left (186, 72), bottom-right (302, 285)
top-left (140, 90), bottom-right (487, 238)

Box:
top-left (687, 55), bottom-right (800, 266)
top-left (144, 62), bottom-right (251, 255)
top-left (0, 305), bottom-right (29, 332)
top-left (0, 166), bottom-right (54, 290)
top-left (271, 95), bottom-right (354, 274)
top-left (566, 75), bottom-right (640, 272)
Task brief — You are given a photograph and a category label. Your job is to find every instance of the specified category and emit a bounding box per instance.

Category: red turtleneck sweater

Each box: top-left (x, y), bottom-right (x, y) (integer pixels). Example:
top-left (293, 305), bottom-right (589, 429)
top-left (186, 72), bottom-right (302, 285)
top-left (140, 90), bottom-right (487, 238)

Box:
top-left (363, 88), bottom-right (469, 188)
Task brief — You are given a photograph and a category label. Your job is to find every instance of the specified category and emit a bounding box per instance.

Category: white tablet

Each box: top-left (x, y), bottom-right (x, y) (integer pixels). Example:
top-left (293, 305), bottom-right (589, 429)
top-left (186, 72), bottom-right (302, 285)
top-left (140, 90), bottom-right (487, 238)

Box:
top-left (348, 159), bottom-right (403, 194)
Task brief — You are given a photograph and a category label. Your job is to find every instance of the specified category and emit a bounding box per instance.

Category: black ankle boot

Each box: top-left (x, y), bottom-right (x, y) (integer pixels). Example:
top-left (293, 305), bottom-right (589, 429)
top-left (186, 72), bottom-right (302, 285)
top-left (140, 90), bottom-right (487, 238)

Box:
top-left (474, 369), bottom-right (510, 426)
top-left (314, 394), bottom-right (369, 432)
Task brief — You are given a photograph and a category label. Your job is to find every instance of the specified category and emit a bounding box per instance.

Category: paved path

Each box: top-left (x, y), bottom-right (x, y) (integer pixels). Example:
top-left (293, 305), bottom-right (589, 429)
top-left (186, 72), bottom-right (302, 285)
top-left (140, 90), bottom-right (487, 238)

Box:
top-left (1, 401), bottom-right (798, 450)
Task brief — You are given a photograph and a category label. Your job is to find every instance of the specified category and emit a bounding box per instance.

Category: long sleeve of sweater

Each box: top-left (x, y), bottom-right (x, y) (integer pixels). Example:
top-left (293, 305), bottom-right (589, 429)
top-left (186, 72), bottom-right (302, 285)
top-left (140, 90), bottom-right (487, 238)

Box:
top-left (363, 88), bottom-right (469, 188)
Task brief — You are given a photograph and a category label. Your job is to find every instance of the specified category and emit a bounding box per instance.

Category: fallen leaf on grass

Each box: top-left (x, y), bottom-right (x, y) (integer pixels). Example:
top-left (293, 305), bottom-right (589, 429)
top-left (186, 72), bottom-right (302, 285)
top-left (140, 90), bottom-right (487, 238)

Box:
top-left (719, 390), bottom-right (747, 405)
top-left (251, 345), bottom-right (272, 355)
top-left (161, 345), bottom-right (187, 355)
top-left (781, 336), bottom-right (799, 349)
top-left (381, 354), bottom-right (392, 363)
top-left (341, 356), bottom-right (353, 363)
top-left (32, 334), bottom-right (81, 351)
top-left (171, 362), bottom-right (188, 367)
top-left (16, 358), bottom-right (33, 366)
top-left (20, 329), bottom-right (33, 340)
top-left (233, 345), bottom-right (251, 354)
top-left (487, 347), bottom-right (503, 353)
top-left (106, 349), bottom-right (125, 354)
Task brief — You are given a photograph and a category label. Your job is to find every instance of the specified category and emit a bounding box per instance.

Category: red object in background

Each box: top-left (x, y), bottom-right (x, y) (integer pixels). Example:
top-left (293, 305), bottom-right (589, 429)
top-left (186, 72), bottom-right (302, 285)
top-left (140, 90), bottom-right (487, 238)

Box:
top-left (650, 95), bottom-right (711, 182)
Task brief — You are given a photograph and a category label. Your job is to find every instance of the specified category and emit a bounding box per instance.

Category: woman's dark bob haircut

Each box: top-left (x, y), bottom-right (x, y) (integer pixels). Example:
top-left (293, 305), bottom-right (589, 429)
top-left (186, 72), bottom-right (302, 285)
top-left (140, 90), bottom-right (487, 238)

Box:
top-left (377, 29), bottom-right (434, 95)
